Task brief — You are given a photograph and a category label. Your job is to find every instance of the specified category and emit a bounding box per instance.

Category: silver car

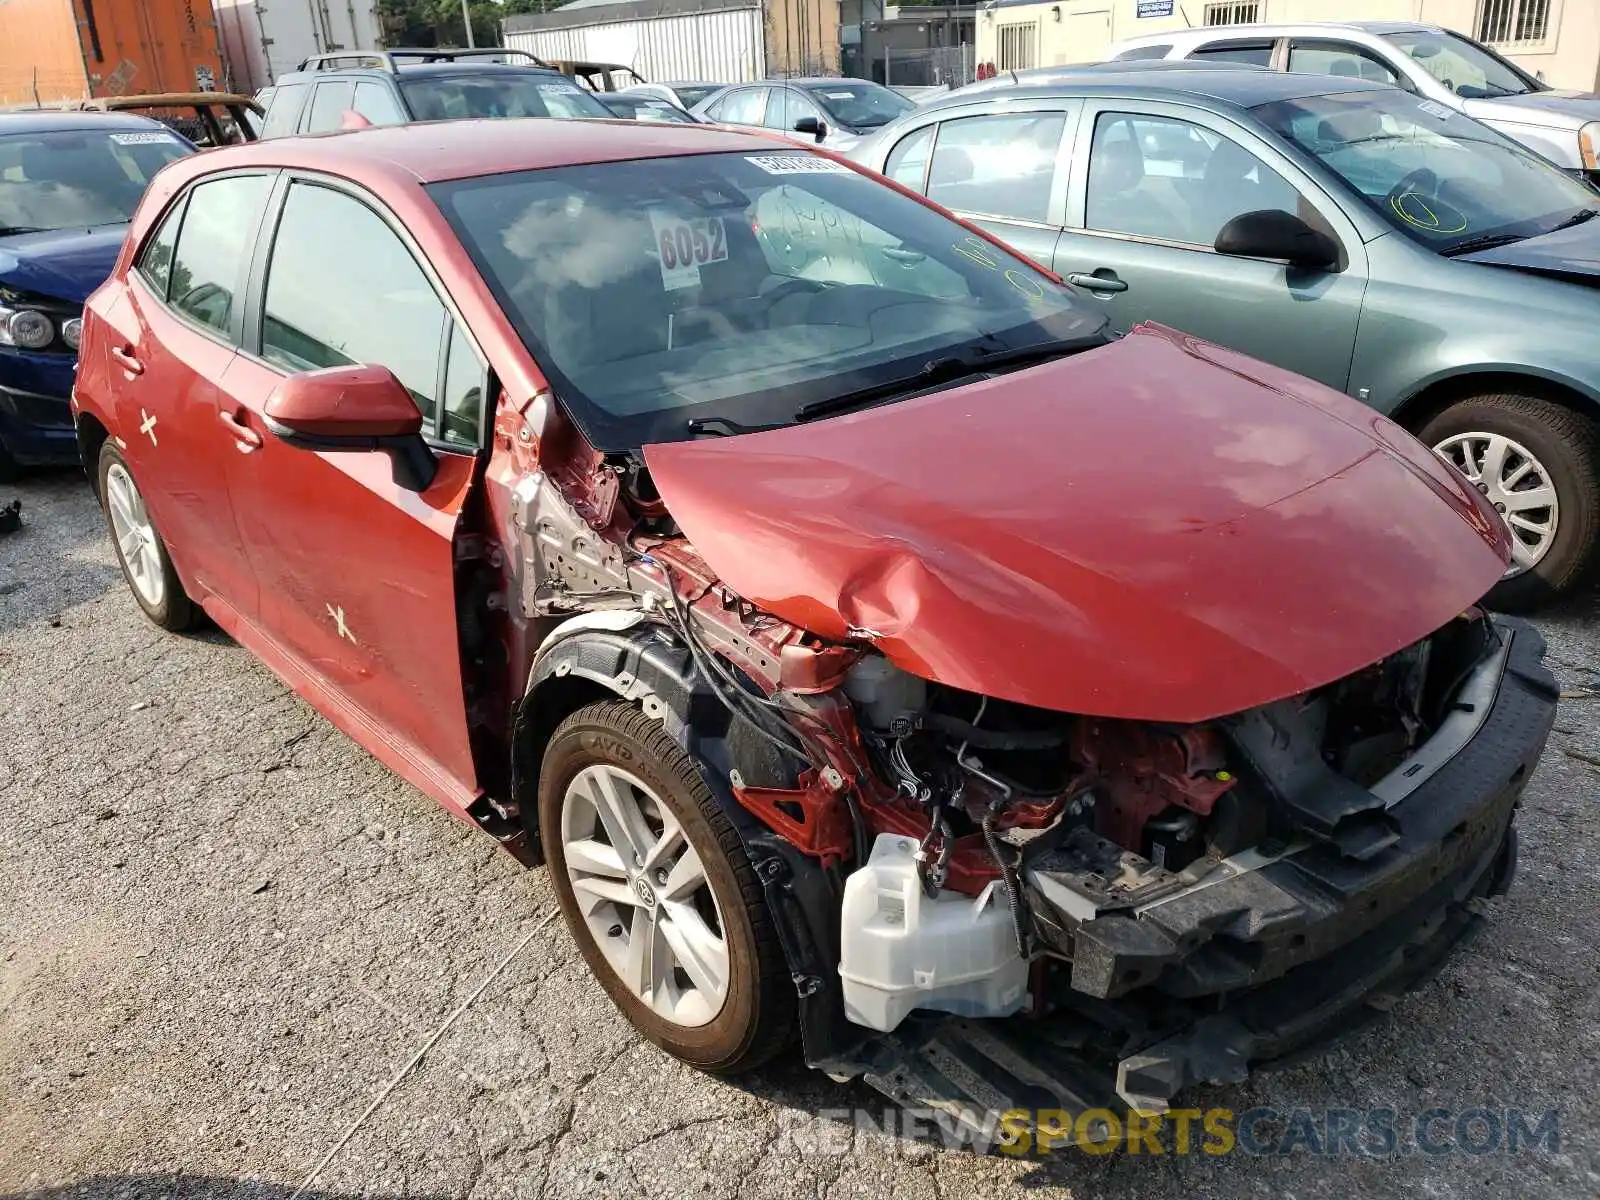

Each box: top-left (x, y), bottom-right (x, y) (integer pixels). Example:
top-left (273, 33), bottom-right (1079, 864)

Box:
top-left (1104, 21), bottom-right (1600, 180)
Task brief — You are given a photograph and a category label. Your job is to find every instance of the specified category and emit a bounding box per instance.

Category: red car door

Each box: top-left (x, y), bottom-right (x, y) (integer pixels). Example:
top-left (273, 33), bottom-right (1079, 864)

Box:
top-left (82, 172), bottom-right (277, 615)
top-left (215, 177), bottom-right (488, 812)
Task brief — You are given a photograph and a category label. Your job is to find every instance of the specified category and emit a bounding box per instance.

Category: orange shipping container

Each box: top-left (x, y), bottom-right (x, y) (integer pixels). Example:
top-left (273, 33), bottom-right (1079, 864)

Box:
top-left (0, 0), bottom-right (225, 109)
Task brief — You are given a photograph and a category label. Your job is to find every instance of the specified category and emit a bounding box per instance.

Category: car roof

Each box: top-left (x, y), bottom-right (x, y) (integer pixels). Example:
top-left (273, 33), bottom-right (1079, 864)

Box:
top-left (0, 110), bottom-right (172, 135)
top-left (166, 116), bottom-right (780, 185)
top-left (1113, 19), bottom-right (1429, 45)
top-left (277, 62), bottom-right (568, 83)
top-left (941, 65), bottom-right (1392, 109)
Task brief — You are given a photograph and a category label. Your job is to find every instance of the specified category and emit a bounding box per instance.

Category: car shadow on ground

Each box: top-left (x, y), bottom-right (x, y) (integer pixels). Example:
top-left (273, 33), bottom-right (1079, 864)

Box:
top-left (0, 1177), bottom-right (452, 1200)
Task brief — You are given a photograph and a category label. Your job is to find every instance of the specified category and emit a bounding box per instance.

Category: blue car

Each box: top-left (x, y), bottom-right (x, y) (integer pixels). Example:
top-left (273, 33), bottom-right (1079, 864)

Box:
top-left (0, 111), bottom-right (192, 478)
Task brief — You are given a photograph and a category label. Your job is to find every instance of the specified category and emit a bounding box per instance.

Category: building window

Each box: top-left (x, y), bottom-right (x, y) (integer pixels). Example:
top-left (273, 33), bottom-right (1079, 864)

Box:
top-left (1204, 2), bottom-right (1259, 25)
top-left (1477, 0), bottom-right (1551, 46)
top-left (996, 22), bottom-right (1038, 71)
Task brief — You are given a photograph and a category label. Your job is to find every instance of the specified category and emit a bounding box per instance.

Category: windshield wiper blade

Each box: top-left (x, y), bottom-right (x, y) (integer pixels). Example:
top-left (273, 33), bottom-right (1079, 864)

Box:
top-left (793, 336), bottom-right (1093, 424)
top-left (0, 226), bottom-right (46, 236)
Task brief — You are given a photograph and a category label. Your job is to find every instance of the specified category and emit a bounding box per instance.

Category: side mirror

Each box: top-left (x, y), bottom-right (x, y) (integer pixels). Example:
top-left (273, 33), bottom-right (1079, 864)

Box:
top-left (339, 108), bottom-right (373, 131)
top-left (793, 115), bottom-right (827, 142)
top-left (263, 364), bottom-right (436, 491)
top-left (1215, 209), bottom-right (1339, 270)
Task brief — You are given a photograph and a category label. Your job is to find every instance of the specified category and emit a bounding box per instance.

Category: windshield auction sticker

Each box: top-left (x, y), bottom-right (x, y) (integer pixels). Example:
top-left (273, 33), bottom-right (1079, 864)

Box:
top-left (110, 131), bottom-right (181, 145)
top-left (746, 154), bottom-right (850, 175)
top-left (1416, 100), bottom-right (1454, 120)
top-left (648, 210), bottom-right (727, 290)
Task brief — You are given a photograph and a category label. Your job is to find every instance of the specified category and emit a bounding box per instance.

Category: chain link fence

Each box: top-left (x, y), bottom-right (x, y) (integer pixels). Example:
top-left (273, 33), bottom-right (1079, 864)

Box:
top-left (880, 44), bottom-right (974, 89)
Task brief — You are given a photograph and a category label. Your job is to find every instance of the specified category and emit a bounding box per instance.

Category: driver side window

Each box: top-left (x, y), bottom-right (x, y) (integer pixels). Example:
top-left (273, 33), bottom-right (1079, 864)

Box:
top-left (1085, 113), bottom-right (1303, 248)
top-left (260, 181), bottom-right (479, 446)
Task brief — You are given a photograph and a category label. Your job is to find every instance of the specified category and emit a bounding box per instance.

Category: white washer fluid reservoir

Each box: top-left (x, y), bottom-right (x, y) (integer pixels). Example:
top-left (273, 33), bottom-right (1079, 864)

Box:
top-left (838, 833), bottom-right (1028, 1032)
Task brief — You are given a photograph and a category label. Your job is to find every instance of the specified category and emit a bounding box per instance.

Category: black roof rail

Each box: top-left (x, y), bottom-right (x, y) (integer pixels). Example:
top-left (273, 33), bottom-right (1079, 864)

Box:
top-left (296, 47), bottom-right (554, 73)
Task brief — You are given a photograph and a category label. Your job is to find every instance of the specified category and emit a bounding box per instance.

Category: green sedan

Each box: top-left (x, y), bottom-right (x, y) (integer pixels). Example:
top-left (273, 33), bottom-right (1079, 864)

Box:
top-left (849, 66), bottom-right (1600, 608)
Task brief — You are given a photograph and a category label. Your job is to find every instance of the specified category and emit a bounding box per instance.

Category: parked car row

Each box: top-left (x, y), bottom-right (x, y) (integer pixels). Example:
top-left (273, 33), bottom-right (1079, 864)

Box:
top-left (848, 61), bottom-right (1600, 609)
top-left (0, 22), bottom-right (1588, 1149)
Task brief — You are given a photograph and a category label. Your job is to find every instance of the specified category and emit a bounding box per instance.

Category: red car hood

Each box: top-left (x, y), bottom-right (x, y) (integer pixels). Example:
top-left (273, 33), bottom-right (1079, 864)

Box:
top-left (643, 324), bottom-right (1509, 722)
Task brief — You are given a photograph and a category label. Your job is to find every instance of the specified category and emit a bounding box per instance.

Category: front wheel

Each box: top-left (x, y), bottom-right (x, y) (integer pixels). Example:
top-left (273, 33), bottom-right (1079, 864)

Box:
top-left (1422, 393), bottom-right (1600, 610)
top-left (537, 701), bottom-right (797, 1074)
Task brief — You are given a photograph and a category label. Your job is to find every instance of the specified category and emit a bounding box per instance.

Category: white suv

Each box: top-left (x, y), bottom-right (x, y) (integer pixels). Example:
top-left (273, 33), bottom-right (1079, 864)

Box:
top-left (1105, 20), bottom-right (1600, 180)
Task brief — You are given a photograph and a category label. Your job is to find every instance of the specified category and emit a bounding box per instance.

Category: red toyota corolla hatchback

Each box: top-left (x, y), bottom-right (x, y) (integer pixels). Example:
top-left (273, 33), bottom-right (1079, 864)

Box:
top-left (74, 118), bottom-right (1556, 1142)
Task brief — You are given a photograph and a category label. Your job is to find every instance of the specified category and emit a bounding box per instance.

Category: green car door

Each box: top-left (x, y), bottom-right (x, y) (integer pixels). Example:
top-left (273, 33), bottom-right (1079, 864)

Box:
top-left (1052, 99), bottom-right (1369, 392)
top-left (880, 102), bottom-right (1080, 273)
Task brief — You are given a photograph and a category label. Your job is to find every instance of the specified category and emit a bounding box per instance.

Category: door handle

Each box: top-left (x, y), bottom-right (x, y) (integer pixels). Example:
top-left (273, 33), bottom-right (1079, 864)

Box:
top-left (218, 408), bottom-right (263, 452)
top-left (110, 345), bottom-right (144, 376)
top-left (1065, 271), bottom-right (1129, 294)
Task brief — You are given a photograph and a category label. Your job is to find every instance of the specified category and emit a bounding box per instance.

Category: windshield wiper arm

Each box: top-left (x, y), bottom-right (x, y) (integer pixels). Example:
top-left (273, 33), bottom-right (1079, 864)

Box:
top-left (1546, 207), bottom-right (1600, 234)
top-left (793, 336), bottom-right (1095, 424)
top-left (1440, 231), bottom-right (1529, 257)
top-left (0, 226), bottom-right (46, 236)
top-left (684, 415), bottom-right (787, 437)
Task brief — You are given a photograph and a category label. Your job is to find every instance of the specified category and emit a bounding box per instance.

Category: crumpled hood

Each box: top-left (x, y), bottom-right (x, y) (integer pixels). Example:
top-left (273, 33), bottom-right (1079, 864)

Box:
top-left (1464, 89), bottom-right (1600, 130)
top-left (1459, 216), bottom-right (1600, 281)
top-left (644, 324), bottom-right (1509, 723)
top-left (0, 225), bottom-right (128, 304)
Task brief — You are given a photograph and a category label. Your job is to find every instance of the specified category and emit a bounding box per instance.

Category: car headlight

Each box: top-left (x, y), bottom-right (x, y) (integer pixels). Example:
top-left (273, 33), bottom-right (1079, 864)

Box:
top-left (1582, 121), bottom-right (1600, 171)
top-left (61, 316), bottom-right (82, 350)
top-left (0, 306), bottom-right (55, 350)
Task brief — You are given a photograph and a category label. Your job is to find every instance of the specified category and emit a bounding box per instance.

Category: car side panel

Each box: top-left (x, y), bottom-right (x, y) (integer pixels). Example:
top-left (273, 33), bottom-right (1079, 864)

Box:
top-left (1349, 235), bottom-right (1600, 420)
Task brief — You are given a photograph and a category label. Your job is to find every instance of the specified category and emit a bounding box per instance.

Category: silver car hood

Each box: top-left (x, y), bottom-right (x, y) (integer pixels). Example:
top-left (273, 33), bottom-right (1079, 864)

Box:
top-left (1463, 90), bottom-right (1600, 131)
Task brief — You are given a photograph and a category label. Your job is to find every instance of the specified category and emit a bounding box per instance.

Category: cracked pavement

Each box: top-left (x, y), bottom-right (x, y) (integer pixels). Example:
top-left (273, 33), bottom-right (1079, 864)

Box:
top-left (2, 471), bottom-right (1599, 1200)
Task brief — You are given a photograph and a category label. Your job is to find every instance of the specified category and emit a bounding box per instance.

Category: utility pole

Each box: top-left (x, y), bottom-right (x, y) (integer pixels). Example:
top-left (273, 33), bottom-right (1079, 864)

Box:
top-left (461, 0), bottom-right (476, 47)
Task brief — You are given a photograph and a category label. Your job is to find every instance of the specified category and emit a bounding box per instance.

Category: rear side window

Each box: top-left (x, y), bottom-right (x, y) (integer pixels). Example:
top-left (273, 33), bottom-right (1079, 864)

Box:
top-left (926, 112), bottom-right (1066, 224)
top-left (306, 81), bottom-right (357, 132)
top-left (1191, 41), bottom-right (1275, 66)
top-left (1115, 45), bottom-right (1172, 61)
top-left (715, 88), bottom-right (767, 124)
top-left (166, 174), bottom-right (273, 335)
top-left (136, 197), bottom-right (186, 300)
top-left (261, 182), bottom-right (451, 432)
top-left (260, 82), bottom-right (310, 138)
top-left (885, 125), bottom-right (933, 190)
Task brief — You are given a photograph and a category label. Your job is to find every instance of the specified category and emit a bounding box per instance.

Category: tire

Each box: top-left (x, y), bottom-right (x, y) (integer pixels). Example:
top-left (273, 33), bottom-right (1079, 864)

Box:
top-left (0, 437), bottom-right (17, 484)
top-left (97, 441), bottom-right (198, 632)
top-left (538, 700), bottom-right (797, 1074)
top-left (1420, 392), bottom-right (1600, 611)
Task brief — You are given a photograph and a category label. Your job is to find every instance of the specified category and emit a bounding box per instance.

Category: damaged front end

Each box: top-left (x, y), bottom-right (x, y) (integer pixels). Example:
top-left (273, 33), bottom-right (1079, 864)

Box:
top-left (495, 330), bottom-right (1556, 1139)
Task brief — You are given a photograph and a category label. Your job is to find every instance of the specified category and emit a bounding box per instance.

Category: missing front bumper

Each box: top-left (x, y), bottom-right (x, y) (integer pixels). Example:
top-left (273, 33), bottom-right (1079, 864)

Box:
top-left (825, 617), bottom-right (1555, 1137)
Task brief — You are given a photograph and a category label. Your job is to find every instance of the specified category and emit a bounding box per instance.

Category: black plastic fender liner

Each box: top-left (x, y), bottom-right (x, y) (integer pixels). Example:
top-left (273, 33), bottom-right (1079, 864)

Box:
top-left (511, 623), bottom-right (855, 1065)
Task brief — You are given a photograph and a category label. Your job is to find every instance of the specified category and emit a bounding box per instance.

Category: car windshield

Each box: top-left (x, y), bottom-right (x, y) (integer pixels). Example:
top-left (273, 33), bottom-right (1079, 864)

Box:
top-left (399, 73), bottom-right (610, 121)
top-left (601, 96), bottom-right (695, 124)
top-left (0, 127), bottom-right (190, 234)
top-left (1255, 90), bottom-right (1597, 254)
top-left (806, 83), bottom-right (914, 129)
top-left (432, 150), bottom-right (1099, 451)
top-left (1383, 29), bottom-right (1541, 98)
top-left (672, 84), bottom-right (721, 108)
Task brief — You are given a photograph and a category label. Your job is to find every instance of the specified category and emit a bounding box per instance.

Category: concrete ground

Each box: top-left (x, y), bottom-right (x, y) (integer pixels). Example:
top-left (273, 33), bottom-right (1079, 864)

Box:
top-left (2, 470), bottom-right (1597, 1200)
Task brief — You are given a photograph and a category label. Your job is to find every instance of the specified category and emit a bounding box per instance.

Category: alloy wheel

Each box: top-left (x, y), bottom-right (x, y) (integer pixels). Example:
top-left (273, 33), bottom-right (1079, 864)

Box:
top-left (105, 462), bottom-right (166, 608)
top-left (1433, 431), bottom-right (1559, 578)
top-left (560, 763), bottom-right (730, 1028)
